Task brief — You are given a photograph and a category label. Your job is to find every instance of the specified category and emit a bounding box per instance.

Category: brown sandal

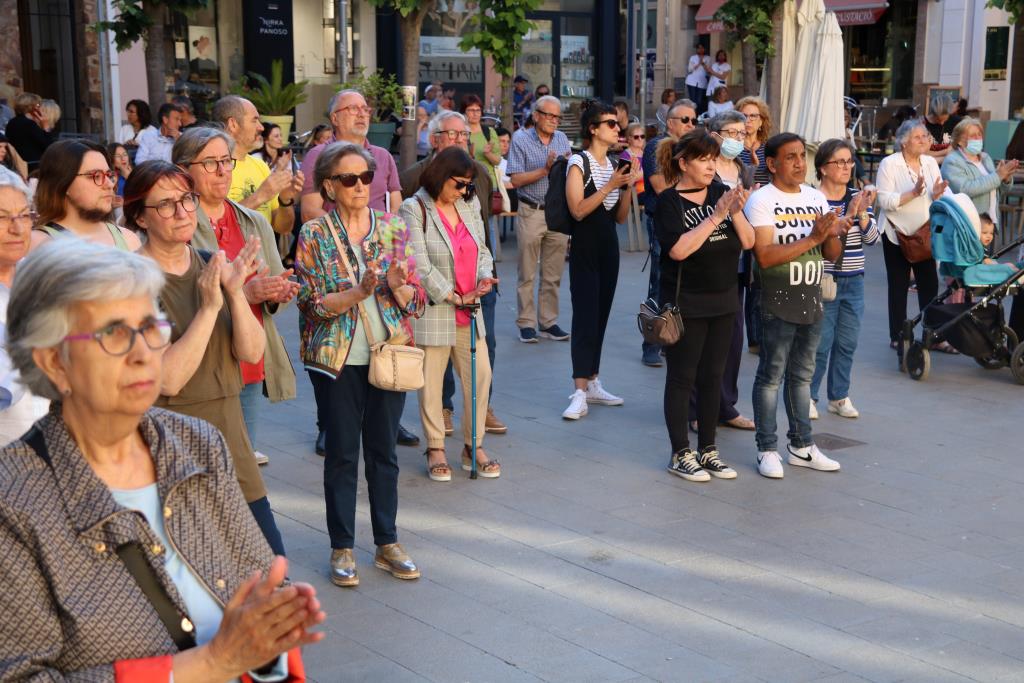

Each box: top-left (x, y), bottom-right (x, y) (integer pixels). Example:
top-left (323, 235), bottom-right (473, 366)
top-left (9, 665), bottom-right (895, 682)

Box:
top-left (425, 449), bottom-right (451, 482)
top-left (461, 445), bottom-right (501, 478)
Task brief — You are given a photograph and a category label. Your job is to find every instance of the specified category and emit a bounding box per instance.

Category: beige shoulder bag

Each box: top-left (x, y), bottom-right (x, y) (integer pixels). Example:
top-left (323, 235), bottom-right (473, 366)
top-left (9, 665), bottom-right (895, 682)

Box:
top-left (326, 215), bottom-right (425, 392)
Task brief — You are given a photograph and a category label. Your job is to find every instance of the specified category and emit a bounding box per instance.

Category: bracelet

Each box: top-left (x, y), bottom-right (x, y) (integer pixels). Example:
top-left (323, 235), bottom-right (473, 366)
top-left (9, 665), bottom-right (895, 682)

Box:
top-left (858, 211), bottom-right (869, 222)
top-left (279, 197), bottom-right (295, 207)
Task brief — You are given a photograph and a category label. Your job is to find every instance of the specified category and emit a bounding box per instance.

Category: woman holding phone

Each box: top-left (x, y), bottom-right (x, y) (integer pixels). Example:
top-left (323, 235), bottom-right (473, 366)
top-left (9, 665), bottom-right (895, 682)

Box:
top-left (561, 102), bottom-right (639, 421)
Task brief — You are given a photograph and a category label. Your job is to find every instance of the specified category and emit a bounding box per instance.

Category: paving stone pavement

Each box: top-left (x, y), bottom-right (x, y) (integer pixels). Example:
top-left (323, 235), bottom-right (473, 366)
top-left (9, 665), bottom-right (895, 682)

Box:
top-left (253, 232), bottom-right (1024, 683)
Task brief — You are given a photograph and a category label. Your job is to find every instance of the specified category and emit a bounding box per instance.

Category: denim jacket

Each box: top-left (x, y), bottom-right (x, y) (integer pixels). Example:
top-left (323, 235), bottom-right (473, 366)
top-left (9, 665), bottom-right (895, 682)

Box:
top-left (295, 209), bottom-right (426, 378)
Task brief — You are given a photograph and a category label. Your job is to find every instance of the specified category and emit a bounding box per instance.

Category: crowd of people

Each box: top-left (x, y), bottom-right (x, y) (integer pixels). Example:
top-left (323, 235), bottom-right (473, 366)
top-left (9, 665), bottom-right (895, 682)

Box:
top-left (0, 75), bottom-right (1023, 679)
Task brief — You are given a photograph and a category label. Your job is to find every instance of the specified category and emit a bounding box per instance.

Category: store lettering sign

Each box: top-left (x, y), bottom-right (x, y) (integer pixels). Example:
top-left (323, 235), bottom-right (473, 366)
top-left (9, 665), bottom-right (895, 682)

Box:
top-left (259, 16), bottom-right (289, 37)
top-left (833, 8), bottom-right (885, 26)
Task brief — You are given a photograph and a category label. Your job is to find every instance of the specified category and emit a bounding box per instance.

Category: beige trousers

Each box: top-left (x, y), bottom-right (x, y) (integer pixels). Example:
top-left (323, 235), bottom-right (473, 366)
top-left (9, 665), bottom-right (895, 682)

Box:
top-left (419, 324), bottom-right (492, 450)
top-left (515, 203), bottom-right (569, 329)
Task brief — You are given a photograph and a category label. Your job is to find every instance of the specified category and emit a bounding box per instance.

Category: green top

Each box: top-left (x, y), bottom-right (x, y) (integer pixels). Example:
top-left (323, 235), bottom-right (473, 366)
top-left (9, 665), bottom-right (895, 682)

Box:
top-left (39, 222), bottom-right (131, 251)
top-left (346, 216), bottom-right (389, 366)
top-left (470, 128), bottom-right (498, 182)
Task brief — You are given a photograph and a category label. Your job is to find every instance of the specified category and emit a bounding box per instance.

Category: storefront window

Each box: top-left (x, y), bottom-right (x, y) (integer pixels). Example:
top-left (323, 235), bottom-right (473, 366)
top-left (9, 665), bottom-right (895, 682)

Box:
top-left (846, 2), bottom-right (917, 102)
top-left (419, 1), bottom-right (484, 101)
top-left (168, 6), bottom-right (221, 118)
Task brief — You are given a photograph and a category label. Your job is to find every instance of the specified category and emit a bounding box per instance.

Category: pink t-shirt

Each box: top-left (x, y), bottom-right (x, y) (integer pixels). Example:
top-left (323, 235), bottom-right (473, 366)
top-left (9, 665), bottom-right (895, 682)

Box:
top-left (438, 209), bottom-right (478, 326)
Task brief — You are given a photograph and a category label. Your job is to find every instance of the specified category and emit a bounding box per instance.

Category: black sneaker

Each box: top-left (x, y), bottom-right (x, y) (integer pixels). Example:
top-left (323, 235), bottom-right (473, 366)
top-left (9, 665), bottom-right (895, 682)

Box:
top-left (698, 446), bottom-right (737, 479)
top-left (315, 430), bottom-right (326, 457)
top-left (519, 327), bottom-right (538, 343)
top-left (667, 449), bottom-right (710, 482)
top-left (539, 324), bottom-right (570, 341)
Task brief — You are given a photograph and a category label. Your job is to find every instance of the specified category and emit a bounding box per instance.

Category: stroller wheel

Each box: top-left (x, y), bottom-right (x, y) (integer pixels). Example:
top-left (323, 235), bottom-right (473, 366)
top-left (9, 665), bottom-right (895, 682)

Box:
top-left (906, 342), bottom-right (930, 381)
top-left (1011, 344), bottom-right (1024, 385)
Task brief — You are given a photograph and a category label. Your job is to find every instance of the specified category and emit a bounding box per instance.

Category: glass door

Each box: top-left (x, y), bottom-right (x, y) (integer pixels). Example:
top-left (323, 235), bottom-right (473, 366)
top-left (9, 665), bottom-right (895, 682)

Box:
top-left (557, 16), bottom-right (594, 105)
top-left (519, 20), bottom-right (554, 97)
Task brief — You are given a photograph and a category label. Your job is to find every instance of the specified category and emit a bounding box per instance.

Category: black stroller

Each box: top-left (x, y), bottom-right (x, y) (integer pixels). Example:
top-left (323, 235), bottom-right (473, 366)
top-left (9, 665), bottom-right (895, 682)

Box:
top-left (900, 197), bottom-right (1024, 383)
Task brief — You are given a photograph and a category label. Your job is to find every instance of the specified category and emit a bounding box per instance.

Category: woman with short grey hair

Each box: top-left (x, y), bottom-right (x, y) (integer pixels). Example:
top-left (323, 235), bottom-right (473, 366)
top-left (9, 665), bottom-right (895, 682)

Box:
top-left (0, 168), bottom-right (48, 443)
top-left (941, 117), bottom-right (1020, 222)
top-left (170, 125), bottom-right (236, 167)
top-left (0, 239), bottom-right (324, 680)
top-left (876, 119), bottom-right (953, 362)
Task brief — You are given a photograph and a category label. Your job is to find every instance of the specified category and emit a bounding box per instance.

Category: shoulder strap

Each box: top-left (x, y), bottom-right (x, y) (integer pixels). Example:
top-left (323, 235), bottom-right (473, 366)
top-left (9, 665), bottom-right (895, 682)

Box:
top-left (482, 124), bottom-right (493, 141)
top-left (21, 427), bottom-right (197, 652)
top-left (415, 197), bottom-right (427, 232)
top-left (37, 223), bottom-right (66, 237)
top-left (107, 223), bottom-right (130, 251)
top-left (324, 213), bottom-right (380, 348)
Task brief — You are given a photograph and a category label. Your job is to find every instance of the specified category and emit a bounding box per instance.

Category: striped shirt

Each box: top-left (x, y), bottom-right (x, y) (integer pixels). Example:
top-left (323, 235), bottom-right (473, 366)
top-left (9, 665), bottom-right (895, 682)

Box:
top-left (740, 146), bottom-right (769, 187)
top-left (824, 192), bottom-right (879, 276)
top-left (568, 152), bottom-right (619, 211)
top-left (507, 127), bottom-right (572, 204)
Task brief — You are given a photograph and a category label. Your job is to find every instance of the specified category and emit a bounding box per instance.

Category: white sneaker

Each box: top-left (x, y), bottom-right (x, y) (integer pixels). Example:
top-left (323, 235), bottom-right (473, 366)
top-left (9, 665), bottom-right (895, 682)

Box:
top-left (757, 451), bottom-right (784, 479)
top-left (827, 398), bottom-right (859, 418)
top-left (562, 390), bottom-right (588, 420)
top-left (787, 443), bottom-right (841, 471)
top-left (585, 378), bottom-right (624, 406)
top-left (254, 451), bottom-right (269, 466)
top-left (809, 400), bottom-right (819, 420)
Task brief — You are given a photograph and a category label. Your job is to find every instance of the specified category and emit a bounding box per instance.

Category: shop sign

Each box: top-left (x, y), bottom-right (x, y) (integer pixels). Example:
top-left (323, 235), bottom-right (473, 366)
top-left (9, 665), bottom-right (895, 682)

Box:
top-left (243, 0), bottom-right (294, 86)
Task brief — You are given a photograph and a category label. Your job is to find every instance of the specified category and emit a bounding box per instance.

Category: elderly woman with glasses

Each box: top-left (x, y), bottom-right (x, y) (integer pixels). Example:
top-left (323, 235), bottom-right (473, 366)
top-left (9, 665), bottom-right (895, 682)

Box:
top-left (0, 170), bottom-right (48, 444)
top-left (296, 142), bottom-right (426, 588)
top-left (876, 119), bottom-right (953, 363)
top-left (122, 160), bottom-right (287, 557)
top-left (400, 146), bottom-right (500, 480)
top-left (172, 127), bottom-right (298, 469)
top-left (0, 240), bottom-right (324, 681)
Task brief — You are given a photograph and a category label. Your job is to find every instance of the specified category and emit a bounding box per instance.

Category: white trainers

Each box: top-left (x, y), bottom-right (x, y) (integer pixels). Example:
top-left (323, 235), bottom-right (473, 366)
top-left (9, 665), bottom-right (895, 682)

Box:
top-left (585, 378), bottom-right (624, 406)
top-left (757, 451), bottom-right (784, 479)
top-left (809, 400), bottom-right (819, 420)
top-left (562, 390), bottom-right (588, 420)
top-left (254, 451), bottom-right (269, 466)
top-left (827, 398), bottom-right (859, 418)
top-left (787, 443), bottom-right (841, 471)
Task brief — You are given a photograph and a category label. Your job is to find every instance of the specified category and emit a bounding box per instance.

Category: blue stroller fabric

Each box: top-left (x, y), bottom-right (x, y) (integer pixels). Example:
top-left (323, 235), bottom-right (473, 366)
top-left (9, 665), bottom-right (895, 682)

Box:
top-left (929, 196), bottom-right (984, 280)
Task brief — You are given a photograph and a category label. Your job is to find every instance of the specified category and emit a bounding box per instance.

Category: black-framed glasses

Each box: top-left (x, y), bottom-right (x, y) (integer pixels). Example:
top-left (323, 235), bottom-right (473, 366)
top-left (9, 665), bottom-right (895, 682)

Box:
top-left (668, 116), bottom-right (695, 125)
top-left (535, 110), bottom-right (562, 122)
top-left (597, 119), bottom-right (620, 130)
top-left (76, 170), bottom-right (118, 186)
top-left (333, 105), bottom-right (373, 117)
top-left (189, 157), bottom-right (236, 174)
top-left (453, 179), bottom-right (475, 191)
top-left (0, 211), bottom-right (36, 231)
top-left (631, 134), bottom-right (646, 140)
top-left (435, 130), bottom-right (471, 141)
top-left (329, 171), bottom-right (375, 187)
top-left (63, 319), bottom-right (174, 356)
top-left (144, 193), bottom-right (199, 218)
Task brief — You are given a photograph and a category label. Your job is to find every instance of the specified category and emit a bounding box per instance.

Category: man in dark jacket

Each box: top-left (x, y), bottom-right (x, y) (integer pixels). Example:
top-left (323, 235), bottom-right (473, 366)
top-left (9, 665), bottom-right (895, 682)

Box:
top-left (5, 93), bottom-right (55, 172)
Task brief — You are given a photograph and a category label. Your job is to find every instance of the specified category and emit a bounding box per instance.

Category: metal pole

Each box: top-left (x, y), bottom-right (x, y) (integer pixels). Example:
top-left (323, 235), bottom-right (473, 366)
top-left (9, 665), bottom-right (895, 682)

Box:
top-left (626, 0), bottom-right (635, 108)
top-left (336, 0), bottom-right (348, 81)
top-left (639, 0), bottom-right (648, 125)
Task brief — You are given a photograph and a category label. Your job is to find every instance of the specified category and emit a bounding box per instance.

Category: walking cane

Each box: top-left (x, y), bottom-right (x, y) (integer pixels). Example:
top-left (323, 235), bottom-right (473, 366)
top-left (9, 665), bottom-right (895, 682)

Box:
top-left (458, 302), bottom-right (482, 479)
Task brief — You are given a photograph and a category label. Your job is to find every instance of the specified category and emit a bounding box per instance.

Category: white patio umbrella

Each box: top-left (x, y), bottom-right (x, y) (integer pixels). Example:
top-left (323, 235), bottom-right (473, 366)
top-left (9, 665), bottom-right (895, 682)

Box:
top-left (781, 0), bottom-right (825, 134)
top-left (778, 0), bottom-right (798, 120)
top-left (793, 10), bottom-right (845, 145)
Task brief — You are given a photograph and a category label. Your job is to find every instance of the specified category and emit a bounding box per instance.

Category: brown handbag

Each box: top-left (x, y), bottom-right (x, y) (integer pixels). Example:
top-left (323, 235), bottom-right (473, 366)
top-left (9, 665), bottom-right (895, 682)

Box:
top-left (893, 220), bottom-right (932, 263)
top-left (637, 263), bottom-right (685, 346)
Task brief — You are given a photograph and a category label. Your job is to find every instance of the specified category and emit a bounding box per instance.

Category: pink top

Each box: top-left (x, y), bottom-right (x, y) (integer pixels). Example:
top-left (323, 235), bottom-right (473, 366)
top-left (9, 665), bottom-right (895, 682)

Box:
top-left (437, 208), bottom-right (479, 326)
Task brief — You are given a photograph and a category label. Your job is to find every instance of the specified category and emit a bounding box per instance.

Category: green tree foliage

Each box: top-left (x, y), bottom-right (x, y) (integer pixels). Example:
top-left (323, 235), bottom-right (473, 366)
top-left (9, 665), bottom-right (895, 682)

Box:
top-left (231, 60), bottom-right (309, 116)
top-left (986, 0), bottom-right (1023, 23)
top-left (715, 0), bottom-right (780, 59)
top-left (459, 0), bottom-right (541, 128)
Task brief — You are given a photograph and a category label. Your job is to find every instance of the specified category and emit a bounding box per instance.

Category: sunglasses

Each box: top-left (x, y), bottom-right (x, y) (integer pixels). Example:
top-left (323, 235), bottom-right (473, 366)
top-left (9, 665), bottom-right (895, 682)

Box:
top-left (597, 119), bottom-right (620, 130)
top-left (669, 116), bottom-right (695, 125)
top-left (329, 171), bottom-right (375, 187)
top-left (453, 179), bottom-right (476, 194)
top-left (631, 134), bottom-right (646, 140)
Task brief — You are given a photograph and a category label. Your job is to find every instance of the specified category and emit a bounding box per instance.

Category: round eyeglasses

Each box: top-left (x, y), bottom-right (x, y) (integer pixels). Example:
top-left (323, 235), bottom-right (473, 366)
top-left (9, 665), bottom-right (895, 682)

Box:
top-left (76, 170), bottom-right (118, 187)
top-left (143, 193), bottom-right (199, 218)
top-left (189, 158), bottom-right (237, 174)
top-left (63, 319), bottom-right (174, 356)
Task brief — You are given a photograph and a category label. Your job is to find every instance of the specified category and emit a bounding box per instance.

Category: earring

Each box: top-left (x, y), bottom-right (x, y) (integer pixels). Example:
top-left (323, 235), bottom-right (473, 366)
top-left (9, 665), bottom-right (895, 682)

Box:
top-left (61, 387), bottom-right (71, 397)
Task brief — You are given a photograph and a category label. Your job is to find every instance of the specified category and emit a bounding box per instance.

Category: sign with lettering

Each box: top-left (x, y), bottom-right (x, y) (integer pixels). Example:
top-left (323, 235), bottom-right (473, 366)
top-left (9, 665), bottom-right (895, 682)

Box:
top-left (242, 0), bottom-right (295, 97)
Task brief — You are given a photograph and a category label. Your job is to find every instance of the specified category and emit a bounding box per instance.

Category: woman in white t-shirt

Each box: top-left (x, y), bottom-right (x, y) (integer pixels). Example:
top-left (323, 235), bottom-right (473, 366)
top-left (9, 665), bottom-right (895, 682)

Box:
top-left (560, 102), bottom-right (639, 421)
top-left (685, 44), bottom-right (711, 114)
top-left (706, 50), bottom-right (732, 96)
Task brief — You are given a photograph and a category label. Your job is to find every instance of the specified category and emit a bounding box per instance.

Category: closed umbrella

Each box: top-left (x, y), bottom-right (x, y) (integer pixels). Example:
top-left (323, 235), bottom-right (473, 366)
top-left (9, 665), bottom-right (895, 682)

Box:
top-left (794, 10), bottom-right (845, 145)
top-left (781, 0), bottom-right (824, 134)
top-left (778, 0), bottom-right (798, 121)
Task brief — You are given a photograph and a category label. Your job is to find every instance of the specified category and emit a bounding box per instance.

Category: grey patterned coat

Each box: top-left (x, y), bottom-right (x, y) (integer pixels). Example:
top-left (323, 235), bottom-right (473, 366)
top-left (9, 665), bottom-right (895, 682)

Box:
top-left (400, 188), bottom-right (493, 347)
top-left (0, 407), bottom-right (274, 680)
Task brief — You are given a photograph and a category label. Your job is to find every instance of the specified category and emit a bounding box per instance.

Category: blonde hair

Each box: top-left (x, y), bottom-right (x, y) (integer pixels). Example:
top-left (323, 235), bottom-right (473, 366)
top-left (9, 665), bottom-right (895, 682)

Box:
top-left (13, 92), bottom-right (41, 116)
top-left (951, 117), bottom-right (983, 149)
top-left (39, 99), bottom-right (61, 130)
top-left (735, 96), bottom-right (772, 145)
top-left (624, 123), bottom-right (645, 143)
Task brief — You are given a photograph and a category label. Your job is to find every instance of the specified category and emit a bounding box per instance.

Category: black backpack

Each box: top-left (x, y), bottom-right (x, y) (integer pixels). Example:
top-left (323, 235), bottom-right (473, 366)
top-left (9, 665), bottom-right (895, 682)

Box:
top-left (544, 153), bottom-right (592, 236)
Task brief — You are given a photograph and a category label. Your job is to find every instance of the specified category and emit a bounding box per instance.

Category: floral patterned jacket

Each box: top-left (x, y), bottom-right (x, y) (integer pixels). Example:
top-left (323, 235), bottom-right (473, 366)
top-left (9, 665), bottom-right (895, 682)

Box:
top-left (296, 209), bottom-right (426, 378)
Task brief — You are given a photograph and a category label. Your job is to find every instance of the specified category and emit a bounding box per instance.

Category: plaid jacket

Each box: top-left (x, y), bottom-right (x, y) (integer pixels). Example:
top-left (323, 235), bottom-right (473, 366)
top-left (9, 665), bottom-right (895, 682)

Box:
top-left (295, 209), bottom-right (426, 378)
top-left (400, 189), bottom-right (493, 347)
top-left (0, 407), bottom-right (275, 680)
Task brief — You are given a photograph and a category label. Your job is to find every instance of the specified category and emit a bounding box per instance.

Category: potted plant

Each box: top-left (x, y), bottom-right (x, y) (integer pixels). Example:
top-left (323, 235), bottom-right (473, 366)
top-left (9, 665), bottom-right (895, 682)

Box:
top-left (340, 68), bottom-right (405, 148)
top-left (231, 59), bottom-right (309, 139)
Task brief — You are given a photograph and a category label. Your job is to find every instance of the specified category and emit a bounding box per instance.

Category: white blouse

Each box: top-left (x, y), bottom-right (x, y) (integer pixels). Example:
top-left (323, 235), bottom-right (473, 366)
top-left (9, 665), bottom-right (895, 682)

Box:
top-left (875, 152), bottom-right (951, 244)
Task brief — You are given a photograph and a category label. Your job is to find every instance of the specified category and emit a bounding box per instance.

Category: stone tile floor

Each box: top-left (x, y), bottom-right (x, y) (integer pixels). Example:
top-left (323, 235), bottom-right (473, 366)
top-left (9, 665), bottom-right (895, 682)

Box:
top-left (255, 239), bottom-right (1024, 682)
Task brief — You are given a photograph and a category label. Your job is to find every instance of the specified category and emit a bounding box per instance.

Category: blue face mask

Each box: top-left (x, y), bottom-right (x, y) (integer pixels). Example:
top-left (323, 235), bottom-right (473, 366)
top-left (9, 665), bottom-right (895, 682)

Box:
top-left (965, 139), bottom-right (984, 155)
top-left (720, 137), bottom-right (744, 160)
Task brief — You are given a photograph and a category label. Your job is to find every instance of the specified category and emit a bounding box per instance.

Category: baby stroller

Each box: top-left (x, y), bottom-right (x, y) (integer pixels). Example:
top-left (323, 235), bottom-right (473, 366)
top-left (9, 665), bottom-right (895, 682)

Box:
top-left (900, 195), bottom-right (1024, 382)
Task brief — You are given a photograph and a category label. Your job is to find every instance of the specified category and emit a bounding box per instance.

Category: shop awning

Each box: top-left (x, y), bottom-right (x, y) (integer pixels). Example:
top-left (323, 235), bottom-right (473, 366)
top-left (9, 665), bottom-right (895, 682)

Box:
top-left (697, 0), bottom-right (887, 33)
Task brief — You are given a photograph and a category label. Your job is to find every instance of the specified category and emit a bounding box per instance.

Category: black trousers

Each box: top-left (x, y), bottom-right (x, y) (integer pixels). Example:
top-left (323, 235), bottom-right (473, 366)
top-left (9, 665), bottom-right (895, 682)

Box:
top-left (665, 312), bottom-right (736, 452)
top-left (882, 237), bottom-right (938, 343)
top-left (309, 365), bottom-right (405, 550)
top-left (569, 219), bottom-right (619, 379)
top-left (1011, 294), bottom-right (1024, 343)
top-left (248, 497), bottom-right (286, 556)
top-left (690, 280), bottom-right (745, 422)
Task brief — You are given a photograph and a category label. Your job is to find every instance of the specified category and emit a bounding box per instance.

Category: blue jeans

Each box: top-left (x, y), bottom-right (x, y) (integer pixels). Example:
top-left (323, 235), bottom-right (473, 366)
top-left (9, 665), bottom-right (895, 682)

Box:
top-left (752, 311), bottom-right (822, 452)
top-left (641, 214), bottom-right (662, 355)
top-left (239, 381), bottom-right (262, 448)
top-left (443, 289), bottom-right (496, 409)
top-left (811, 274), bottom-right (865, 402)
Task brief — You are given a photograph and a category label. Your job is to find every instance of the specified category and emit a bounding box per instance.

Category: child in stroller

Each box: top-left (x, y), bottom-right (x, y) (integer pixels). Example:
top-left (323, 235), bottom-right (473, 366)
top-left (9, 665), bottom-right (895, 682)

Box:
top-left (901, 194), bottom-right (1024, 382)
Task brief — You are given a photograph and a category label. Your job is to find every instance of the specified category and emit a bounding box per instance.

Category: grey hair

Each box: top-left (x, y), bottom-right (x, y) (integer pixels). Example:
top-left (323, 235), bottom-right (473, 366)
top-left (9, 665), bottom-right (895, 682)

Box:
top-left (172, 126), bottom-right (236, 166)
top-left (428, 111), bottom-right (468, 137)
top-left (707, 110), bottom-right (746, 133)
top-left (894, 119), bottom-right (928, 148)
top-left (210, 95), bottom-right (248, 127)
top-left (534, 95), bottom-right (563, 114)
top-left (328, 89), bottom-right (364, 116)
top-left (668, 99), bottom-right (697, 118)
top-left (0, 166), bottom-right (29, 200)
top-left (929, 94), bottom-right (955, 118)
top-left (951, 116), bottom-right (983, 148)
top-left (6, 240), bottom-right (165, 401)
top-left (314, 142), bottom-right (376, 202)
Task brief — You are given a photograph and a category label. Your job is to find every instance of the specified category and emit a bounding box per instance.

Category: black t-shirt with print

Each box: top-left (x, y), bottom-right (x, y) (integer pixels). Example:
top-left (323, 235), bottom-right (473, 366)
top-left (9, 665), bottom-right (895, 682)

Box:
top-left (655, 181), bottom-right (741, 318)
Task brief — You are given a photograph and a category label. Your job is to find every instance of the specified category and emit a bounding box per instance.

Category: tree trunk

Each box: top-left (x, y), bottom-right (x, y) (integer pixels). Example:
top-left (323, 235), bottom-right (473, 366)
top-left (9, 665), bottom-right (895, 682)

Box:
top-left (741, 40), bottom-right (758, 97)
top-left (397, 2), bottom-right (435, 171)
top-left (501, 75), bottom-right (513, 130)
top-left (142, 0), bottom-right (168, 108)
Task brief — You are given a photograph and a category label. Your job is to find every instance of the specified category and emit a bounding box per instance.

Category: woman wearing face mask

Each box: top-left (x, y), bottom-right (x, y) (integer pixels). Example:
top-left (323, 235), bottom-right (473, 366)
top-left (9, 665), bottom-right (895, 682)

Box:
top-left (940, 118), bottom-right (1019, 225)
